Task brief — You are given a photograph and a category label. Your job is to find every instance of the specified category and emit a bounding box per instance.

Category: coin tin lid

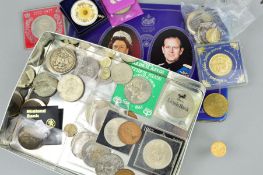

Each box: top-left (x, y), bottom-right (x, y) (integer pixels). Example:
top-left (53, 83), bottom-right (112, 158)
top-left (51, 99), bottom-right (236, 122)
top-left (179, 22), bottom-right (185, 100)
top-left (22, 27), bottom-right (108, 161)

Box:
top-left (195, 42), bottom-right (248, 90)
top-left (60, 0), bottom-right (107, 34)
top-left (23, 6), bottom-right (65, 48)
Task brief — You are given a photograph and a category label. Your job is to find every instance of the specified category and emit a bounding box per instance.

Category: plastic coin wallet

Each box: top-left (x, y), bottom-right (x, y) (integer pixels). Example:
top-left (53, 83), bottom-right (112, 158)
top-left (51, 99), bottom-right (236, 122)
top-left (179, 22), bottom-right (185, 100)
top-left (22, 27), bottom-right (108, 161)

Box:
top-left (0, 32), bottom-right (206, 175)
top-left (195, 41), bottom-right (248, 90)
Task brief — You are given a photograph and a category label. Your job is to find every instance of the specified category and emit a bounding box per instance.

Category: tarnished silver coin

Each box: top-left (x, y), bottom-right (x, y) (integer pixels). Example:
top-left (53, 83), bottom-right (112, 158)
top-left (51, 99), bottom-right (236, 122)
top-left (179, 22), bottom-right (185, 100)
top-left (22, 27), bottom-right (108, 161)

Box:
top-left (76, 58), bottom-right (100, 78)
top-left (33, 72), bottom-right (58, 97)
top-left (21, 98), bottom-right (46, 109)
top-left (111, 63), bottom-right (133, 84)
top-left (104, 118), bottom-right (127, 147)
top-left (18, 126), bottom-right (44, 150)
top-left (124, 77), bottom-right (152, 104)
top-left (8, 91), bottom-right (24, 117)
top-left (17, 66), bottom-right (36, 88)
top-left (121, 55), bottom-right (137, 63)
top-left (46, 47), bottom-right (77, 74)
top-left (57, 74), bottom-right (84, 102)
top-left (82, 141), bottom-right (111, 167)
top-left (164, 90), bottom-right (194, 119)
top-left (29, 92), bottom-right (50, 105)
top-left (143, 139), bottom-right (173, 169)
top-left (186, 10), bottom-right (213, 35)
top-left (29, 45), bottom-right (44, 65)
top-left (31, 15), bottom-right (57, 39)
top-left (71, 132), bottom-right (96, 159)
top-left (95, 153), bottom-right (124, 175)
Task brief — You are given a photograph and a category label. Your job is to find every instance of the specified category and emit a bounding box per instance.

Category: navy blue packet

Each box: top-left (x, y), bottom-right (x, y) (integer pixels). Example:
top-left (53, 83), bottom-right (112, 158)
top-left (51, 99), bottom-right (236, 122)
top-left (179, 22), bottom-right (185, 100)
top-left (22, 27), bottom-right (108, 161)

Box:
top-left (60, 0), bottom-right (107, 35)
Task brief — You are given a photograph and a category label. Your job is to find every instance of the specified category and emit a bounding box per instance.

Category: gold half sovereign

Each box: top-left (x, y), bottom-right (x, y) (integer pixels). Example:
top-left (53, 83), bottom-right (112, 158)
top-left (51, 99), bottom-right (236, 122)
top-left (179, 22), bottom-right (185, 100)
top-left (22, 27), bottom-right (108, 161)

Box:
top-left (211, 141), bottom-right (227, 158)
top-left (203, 93), bottom-right (228, 118)
top-left (209, 53), bottom-right (233, 77)
top-left (206, 27), bottom-right (221, 43)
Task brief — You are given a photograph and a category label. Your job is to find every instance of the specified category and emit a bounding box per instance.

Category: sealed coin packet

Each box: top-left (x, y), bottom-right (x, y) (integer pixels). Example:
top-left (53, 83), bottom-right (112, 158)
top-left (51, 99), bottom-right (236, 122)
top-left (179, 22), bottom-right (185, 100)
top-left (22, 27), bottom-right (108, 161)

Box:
top-left (0, 32), bottom-right (206, 175)
top-left (101, 0), bottom-right (143, 27)
top-left (195, 41), bottom-right (248, 90)
top-left (23, 6), bottom-right (65, 48)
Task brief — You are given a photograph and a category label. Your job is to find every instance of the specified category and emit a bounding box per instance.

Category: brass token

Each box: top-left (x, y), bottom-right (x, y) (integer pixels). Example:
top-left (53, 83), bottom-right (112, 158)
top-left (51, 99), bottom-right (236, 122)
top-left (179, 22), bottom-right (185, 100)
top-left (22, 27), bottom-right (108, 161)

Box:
top-left (115, 169), bottom-right (135, 175)
top-left (205, 27), bottom-right (221, 43)
top-left (118, 121), bottom-right (141, 145)
top-left (211, 141), bottom-right (227, 157)
top-left (64, 124), bottom-right (78, 137)
top-left (209, 53), bottom-right (233, 77)
top-left (203, 93), bottom-right (228, 118)
top-left (99, 57), bottom-right (112, 68)
top-left (99, 67), bottom-right (111, 80)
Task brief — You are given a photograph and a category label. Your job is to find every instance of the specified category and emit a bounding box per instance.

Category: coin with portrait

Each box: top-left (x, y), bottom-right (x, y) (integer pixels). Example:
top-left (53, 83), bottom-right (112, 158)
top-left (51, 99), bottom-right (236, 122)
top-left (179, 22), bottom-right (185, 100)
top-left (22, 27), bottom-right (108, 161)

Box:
top-left (118, 121), bottom-right (141, 145)
top-left (209, 53), bottom-right (233, 77)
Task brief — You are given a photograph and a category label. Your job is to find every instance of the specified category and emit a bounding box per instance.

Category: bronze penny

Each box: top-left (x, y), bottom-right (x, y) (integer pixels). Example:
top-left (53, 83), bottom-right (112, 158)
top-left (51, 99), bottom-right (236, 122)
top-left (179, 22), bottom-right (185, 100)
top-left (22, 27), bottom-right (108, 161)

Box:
top-left (118, 121), bottom-right (141, 145)
top-left (115, 169), bottom-right (135, 175)
top-left (127, 111), bottom-right (137, 119)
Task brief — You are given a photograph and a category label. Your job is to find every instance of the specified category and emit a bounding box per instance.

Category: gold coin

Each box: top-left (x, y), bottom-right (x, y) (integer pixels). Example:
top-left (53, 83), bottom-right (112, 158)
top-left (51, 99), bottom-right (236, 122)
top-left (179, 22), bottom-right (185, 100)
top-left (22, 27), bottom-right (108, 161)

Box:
top-left (99, 57), bottom-right (112, 68)
top-left (211, 141), bottom-right (227, 157)
top-left (203, 93), bottom-right (228, 118)
top-left (209, 53), bottom-right (233, 77)
top-left (99, 67), bottom-right (111, 80)
top-left (206, 28), bottom-right (221, 43)
top-left (115, 169), bottom-right (135, 175)
top-left (64, 124), bottom-right (78, 137)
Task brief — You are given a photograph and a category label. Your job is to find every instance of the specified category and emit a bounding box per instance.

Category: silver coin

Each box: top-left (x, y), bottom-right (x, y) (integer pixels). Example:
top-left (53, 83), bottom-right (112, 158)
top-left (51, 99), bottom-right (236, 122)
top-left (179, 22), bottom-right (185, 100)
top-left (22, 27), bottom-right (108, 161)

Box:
top-left (21, 98), bottom-right (46, 109)
top-left (38, 32), bottom-right (55, 47)
top-left (29, 92), bottom-right (50, 105)
top-left (143, 139), bottom-right (173, 169)
top-left (77, 58), bottom-right (100, 78)
top-left (33, 72), bottom-right (58, 97)
top-left (82, 141), bottom-right (111, 167)
top-left (186, 10), bottom-right (213, 35)
top-left (46, 47), bottom-right (77, 74)
top-left (124, 77), bottom-right (152, 104)
top-left (95, 153), bottom-right (124, 175)
top-left (111, 63), bottom-right (133, 84)
top-left (31, 15), bottom-right (57, 39)
top-left (17, 66), bottom-right (36, 88)
top-left (121, 55), bottom-right (137, 63)
top-left (29, 45), bottom-right (44, 65)
top-left (8, 91), bottom-right (24, 117)
top-left (104, 118), bottom-right (127, 147)
top-left (164, 90), bottom-right (194, 119)
top-left (57, 74), bottom-right (84, 102)
top-left (71, 132), bottom-right (96, 159)
top-left (18, 126), bottom-right (44, 150)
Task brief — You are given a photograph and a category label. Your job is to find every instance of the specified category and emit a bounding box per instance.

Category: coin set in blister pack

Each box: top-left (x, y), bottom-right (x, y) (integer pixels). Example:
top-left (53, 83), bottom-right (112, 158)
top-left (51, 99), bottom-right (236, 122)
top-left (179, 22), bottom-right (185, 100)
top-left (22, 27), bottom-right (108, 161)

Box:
top-left (0, 32), bottom-right (205, 175)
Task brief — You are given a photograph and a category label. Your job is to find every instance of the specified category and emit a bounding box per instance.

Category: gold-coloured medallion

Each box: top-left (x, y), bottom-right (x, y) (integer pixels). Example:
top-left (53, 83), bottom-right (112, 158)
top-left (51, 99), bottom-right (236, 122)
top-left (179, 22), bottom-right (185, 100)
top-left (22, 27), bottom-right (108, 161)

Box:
top-left (206, 27), bottom-right (221, 43)
top-left (64, 123), bottom-right (78, 137)
top-left (209, 53), bottom-right (233, 77)
top-left (211, 141), bottom-right (227, 158)
top-left (203, 93), bottom-right (228, 118)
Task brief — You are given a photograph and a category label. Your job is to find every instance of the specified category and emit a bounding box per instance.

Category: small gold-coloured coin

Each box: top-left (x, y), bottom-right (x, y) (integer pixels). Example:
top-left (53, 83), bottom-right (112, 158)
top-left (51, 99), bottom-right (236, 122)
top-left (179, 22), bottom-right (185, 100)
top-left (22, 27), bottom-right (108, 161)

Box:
top-left (118, 121), bottom-right (141, 145)
top-left (115, 169), bottom-right (135, 175)
top-left (99, 67), bottom-right (111, 80)
top-left (206, 27), bottom-right (221, 43)
top-left (64, 124), bottom-right (78, 137)
top-left (127, 111), bottom-right (137, 119)
top-left (203, 93), bottom-right (228, 118)
top-left (99, 57), bottom-right (112, 68)
top-left (211, 141), bottom-right (227, 157)
top-left (209, 53), bottom-right (233, 77)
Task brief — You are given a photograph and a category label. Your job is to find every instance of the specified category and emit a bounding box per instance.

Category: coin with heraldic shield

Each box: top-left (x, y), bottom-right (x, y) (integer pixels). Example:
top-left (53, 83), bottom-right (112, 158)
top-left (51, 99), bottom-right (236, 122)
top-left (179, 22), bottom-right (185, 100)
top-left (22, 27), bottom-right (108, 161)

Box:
top-left (104, 118), bottom-right (127, 147)
top-left (203, 93), bottom-right (228, 118)
top-left (64, 124), bottom-right (78, 137)
top-left (111, 63), bottom-right (133, 84)
top-left (46, 47), bottom-right (77, 74)
top-left (32, 72), bottom-right (58, 97)
top-left (164, 90), bottom-right (194, 119)
top-left (124, 77), bottom-right (152, 104)
top-left (31, 15), bottom-right (57, 39)
top-left (71, 132), bottom-right (96, 159)
top-left (95, 153), bottom-right (124, 175)
top-left (82, 141), bottom-right (111, 167)
top-left (18, 126), bottom-right (44, 150)
top-left (143, 139), bottom-right (173, 169)
top-left (118, 121), bottom-right (142, 145)
top-left (57, 74), bottom-right (84, 102)
top-left (209, 53), bottom-right (233, 77)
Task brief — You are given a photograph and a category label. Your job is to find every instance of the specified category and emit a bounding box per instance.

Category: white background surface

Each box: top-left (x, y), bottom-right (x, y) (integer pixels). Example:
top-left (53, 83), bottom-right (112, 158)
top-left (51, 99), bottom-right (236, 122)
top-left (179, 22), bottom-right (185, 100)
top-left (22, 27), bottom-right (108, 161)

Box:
top-left (0, 0), bottom-right (263, 174)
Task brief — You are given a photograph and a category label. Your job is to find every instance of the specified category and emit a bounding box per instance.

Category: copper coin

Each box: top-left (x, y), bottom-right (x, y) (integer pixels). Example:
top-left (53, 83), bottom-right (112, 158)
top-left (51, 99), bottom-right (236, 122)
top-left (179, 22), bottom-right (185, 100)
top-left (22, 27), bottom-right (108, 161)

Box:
top-left (118, 121), bottom-right (141, 145)
top-left (115, 169), bottom-right (135, 175)
top-left (127, 111), bottom-right (137, 119)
